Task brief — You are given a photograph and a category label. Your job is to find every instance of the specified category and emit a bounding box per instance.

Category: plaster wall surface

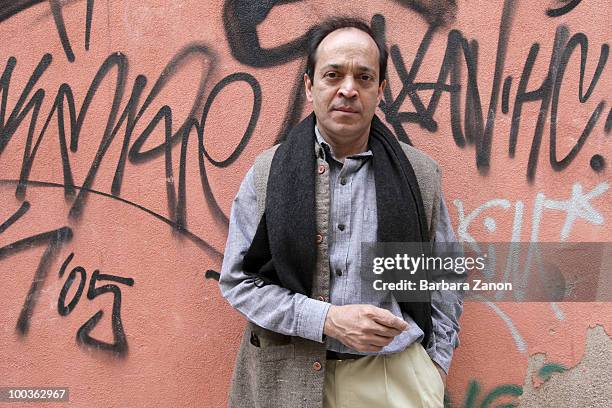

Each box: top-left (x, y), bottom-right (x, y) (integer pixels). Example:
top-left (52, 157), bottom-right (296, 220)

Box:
top-left (0, 1), bottom-right (610, 407)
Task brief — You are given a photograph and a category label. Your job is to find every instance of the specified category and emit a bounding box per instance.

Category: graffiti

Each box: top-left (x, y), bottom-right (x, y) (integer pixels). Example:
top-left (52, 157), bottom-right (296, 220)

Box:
top-left (48, 0), bottom-right (76, 62)
top-left (0, 3), bottom-right (265, 353)
top-left (0, 1), bottom-right (609, 406)
top-left (0, 202), bottom-right (73, 335)
top-left (549, 31), bottom-right (608, 174)
top-left (392, 0), bottom-right (457, 27)
top-left (0, 0), bottom-right (604, 255)
top-left (453, 182), bottom-right (608, 350)
top-left (222, 0), bottom-right (456, 68)
top-left (478, 299), bottom-right (527, 353)
top-left (222, 0), bottom-right (309, 68)
top-left (382, 5), bottom-right (608, 180)
top-left (531, 182), bottom-right (608, 241)
top-left (0, 0), bottom-right (94, 62)
top-left (222, 0), bottom-right (608, 179)
top-left (205, 270), bottom-right (220, 281)
top-left (0, 179), bottom-right (222, 258)
top-left (546, 0), bottom-right (584, 17)
top-left (538, 363), bottom-right (567, 381)
top-left (444, 363), bottom-right (567, 408)
top-left (0, 42), bottom-right (262, 257)
top-left (447, 381), bottom-right (522, 408)
top-left (58, 252), bottom-right (135, 356)
top-left (0, 201), bottom-right (134, 355)
top-left (390, 0), bottom-right (515, 176)
top-left (590, 154), bottom-right (606, 171)
top-left (222, 0), bottom-right (457, 143)
top-left (454, 181), bottom-right (608, 243)
top-left (84, 0), bottom-right (93, 50)
top-left (2, 0), bottom-right (601, 262)
top-left (453, 181), bottom-right (608, 301)
top-left (443, 362), bottom-right (566, 408)
top-left (0, 0), bottom-right (47, 23)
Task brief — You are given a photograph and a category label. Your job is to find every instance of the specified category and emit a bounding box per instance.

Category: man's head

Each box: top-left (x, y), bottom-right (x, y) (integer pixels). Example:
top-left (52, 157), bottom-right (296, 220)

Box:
top-left (304, 18), bottom-right (388, 149)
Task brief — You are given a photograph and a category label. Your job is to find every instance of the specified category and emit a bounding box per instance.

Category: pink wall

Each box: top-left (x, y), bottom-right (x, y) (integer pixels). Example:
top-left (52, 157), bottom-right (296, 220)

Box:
top-left (0, 1), bottom-right (609, 406)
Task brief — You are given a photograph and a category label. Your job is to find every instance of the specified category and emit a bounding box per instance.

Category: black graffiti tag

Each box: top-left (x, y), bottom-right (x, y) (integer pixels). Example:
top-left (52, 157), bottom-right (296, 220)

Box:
top-left (57, 252), bottom-right (135, 356)
top-left (0, 202), bottom-right (73, 335)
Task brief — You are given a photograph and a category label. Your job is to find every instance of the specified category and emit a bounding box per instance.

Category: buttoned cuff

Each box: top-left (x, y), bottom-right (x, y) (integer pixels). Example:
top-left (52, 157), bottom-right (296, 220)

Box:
top-left (296, 297), bottom-right (331, 343)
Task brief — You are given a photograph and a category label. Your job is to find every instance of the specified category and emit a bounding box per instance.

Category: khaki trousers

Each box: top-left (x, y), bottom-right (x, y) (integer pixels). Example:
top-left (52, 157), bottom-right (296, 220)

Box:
top-left (323, 342), bottom-right (444, 408)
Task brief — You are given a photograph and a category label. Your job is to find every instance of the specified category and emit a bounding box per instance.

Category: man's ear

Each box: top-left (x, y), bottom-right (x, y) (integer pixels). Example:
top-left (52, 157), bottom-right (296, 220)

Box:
top-left (304, 73), bottom-right (313, 102)
top-left (377, 79), bottom-right (387, 103)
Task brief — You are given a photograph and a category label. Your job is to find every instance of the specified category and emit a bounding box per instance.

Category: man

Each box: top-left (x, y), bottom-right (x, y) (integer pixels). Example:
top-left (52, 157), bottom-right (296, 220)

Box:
top-left (220, 17), bottom-right (462, 408)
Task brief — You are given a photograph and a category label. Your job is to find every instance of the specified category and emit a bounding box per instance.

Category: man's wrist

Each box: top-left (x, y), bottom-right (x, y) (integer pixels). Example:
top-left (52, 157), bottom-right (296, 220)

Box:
top-left (323, 304), bottom-right (337, 338)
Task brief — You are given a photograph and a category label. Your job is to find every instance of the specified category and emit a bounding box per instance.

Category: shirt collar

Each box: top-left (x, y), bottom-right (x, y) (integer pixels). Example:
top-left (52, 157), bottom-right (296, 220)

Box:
top-left (314, 125), bottom-right (373, 163)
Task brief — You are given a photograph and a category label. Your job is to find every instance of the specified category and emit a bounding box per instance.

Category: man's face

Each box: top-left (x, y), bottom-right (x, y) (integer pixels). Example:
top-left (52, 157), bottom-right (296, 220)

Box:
top-left (304, 28), bottom-right (386, 141)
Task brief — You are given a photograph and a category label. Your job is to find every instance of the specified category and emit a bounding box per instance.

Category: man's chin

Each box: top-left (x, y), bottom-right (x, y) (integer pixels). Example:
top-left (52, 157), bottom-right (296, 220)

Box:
top-left (324, 122), bottom-right (366, 137)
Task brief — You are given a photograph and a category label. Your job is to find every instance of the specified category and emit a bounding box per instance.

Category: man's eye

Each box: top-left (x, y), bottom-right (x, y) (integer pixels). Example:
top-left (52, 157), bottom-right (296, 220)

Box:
top-left (360, 74), bottom-right (373, 81)
top-left (324, 72), bottom-right (338, 78)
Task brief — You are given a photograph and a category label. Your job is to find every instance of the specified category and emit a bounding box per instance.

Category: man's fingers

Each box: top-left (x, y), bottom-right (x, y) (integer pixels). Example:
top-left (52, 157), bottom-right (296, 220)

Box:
top-left (367, 321), bottom-right (403, 338)
top-left (328, 305), bottom-right (409, 351)
top-left (370, 309), bottom-right (408, 331)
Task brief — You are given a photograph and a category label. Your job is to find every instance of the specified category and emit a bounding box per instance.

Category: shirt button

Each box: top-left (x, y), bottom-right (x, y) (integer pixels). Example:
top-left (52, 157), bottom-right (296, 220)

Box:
top-left (340, 178), bottom-right (347, 185)
top-left (313, 361), bottom-right (322, 371)
top-left (315, 234), bottom-right (323, 244)
top-left (338, 224), bottom-right (345, 231)
top-left (318, 165), bottom-right (326, 174)
top-left (335, 269), bottom-right (343, 276)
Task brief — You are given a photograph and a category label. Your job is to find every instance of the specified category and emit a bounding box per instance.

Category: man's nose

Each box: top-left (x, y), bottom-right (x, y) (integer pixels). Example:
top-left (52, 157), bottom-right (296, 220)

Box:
top-left (338, 76), bottom-right (358, 98)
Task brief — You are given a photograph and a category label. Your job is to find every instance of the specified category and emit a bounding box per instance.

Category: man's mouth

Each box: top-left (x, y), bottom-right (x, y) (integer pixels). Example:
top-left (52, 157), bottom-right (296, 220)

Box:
top-left (333, 106), bottom-right (359, 113)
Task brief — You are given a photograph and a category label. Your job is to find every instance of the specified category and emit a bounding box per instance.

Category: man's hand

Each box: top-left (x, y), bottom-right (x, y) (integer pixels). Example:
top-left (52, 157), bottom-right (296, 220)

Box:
top-left (323, 304), bottom-right (408, 352)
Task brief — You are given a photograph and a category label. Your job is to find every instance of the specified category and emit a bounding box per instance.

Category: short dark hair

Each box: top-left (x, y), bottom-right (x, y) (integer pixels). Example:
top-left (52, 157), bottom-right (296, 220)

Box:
top-left (305, 17), bottom-right (388, 85)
